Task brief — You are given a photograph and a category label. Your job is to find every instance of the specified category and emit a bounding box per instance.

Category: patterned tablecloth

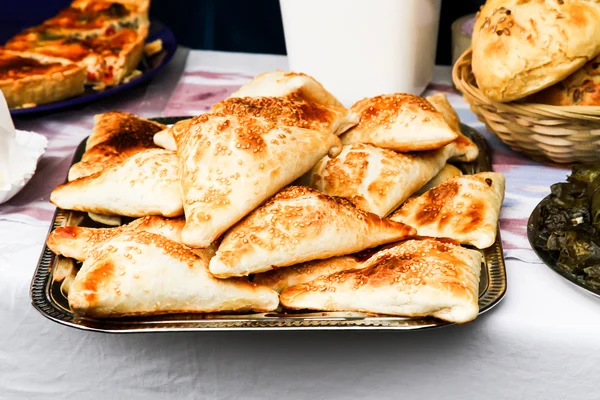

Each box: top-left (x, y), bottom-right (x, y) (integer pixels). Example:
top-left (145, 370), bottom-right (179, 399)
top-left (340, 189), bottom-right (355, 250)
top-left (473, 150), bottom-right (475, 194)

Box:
top-left (1, 49), bottom-right (598, 400)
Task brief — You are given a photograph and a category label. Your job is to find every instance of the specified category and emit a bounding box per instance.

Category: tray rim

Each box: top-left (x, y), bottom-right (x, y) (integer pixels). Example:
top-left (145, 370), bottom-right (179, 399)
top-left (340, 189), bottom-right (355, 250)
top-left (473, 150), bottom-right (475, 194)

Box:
top-left (527, 194), bottom-right (600, 299)
top-left (30, 121), bottom-right (507, 332)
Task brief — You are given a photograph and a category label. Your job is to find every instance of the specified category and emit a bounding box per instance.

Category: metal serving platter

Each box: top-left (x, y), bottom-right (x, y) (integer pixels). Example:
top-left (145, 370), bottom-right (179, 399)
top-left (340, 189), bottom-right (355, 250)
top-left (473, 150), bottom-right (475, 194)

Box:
top-left (30, 121), bottom-right (507, 332)
top-left (528, 196), bottom-right (600, 299)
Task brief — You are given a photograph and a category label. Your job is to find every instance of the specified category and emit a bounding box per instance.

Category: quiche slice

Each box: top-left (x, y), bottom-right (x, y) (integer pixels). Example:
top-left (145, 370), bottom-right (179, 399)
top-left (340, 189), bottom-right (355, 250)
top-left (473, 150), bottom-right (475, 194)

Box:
top-left (0, 50), bottom-right (86, 108)
top-left (38, 1), bottom-right (148, 39)
top-left (5, 25), bottom-right (147, 86)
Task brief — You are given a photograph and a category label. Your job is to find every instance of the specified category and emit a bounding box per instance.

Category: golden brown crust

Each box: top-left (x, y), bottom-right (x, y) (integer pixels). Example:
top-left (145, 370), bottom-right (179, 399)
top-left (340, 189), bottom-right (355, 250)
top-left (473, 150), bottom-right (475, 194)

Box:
top-left (280, 238), bottom-right (482, 323)
top-left (208, 186), bottom-right (416, 278)
top-left (212, 96), bottom-right (352, 135)
top-left (68, 111), bottom-right (165, 180)
top-left (252, 248), bottom-right (379, 293)
top-left (68, 231), bottom-right (279, 317)
top-left (230, 70), bottom-right (345, 108)
top-left (389, 172), bottom-right (505, 249)
top-left (303, 143), bottom-right (450, 217)
top-left (424, 93), bottom-right (479, 163)
top-left (529, 53), bottom-right (600, 105)
top-left (175, 114), bottom-right (342, 248)
top-left (51, 149), bottom-right (183, 218)
top-left (46, 216), bottom-right (187, 261)
top-left (471, 0), bottom-right (600, 102)
top-left (0, 51), bottom-right (86, 108)
top-left (341, 94), bottom-right (458, 152)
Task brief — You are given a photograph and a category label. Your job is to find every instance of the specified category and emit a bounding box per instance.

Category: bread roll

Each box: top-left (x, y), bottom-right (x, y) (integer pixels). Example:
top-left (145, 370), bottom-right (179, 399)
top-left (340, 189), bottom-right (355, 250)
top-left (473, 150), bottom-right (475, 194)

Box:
top-left (529, 54), bottom-right (600, 105)
top-left (471, 0), bottom-right (600, 102)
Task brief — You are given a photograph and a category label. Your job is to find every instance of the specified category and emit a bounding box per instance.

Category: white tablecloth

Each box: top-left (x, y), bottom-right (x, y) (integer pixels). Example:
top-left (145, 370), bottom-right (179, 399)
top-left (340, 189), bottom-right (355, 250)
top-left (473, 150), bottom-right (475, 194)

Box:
top-left (1, 50), bottom-right (599, 400)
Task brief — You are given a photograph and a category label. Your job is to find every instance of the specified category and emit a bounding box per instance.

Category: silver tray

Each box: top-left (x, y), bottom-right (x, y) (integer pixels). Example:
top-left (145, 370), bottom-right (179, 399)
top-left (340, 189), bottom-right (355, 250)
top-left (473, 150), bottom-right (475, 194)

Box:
top-left (30, 120), bottom-right (507, 332)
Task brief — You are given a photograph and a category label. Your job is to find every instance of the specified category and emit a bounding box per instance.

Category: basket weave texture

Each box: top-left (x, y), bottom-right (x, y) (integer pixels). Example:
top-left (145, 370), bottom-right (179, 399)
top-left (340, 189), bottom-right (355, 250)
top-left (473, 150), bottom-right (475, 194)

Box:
top-left (452, 48), bottom-right (600, 164)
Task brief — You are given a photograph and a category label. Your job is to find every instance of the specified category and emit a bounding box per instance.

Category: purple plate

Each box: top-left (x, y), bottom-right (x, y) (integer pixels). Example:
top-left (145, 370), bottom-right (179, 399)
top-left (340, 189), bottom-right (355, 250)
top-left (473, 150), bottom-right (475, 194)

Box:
top-left (9, 20), bottom-right (177, 116)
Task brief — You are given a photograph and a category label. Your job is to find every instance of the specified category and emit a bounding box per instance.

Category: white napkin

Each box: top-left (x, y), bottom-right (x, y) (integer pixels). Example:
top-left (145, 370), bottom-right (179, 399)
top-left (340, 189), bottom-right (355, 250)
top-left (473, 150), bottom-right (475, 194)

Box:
top-left (0, 92), bottom-right (48, 204)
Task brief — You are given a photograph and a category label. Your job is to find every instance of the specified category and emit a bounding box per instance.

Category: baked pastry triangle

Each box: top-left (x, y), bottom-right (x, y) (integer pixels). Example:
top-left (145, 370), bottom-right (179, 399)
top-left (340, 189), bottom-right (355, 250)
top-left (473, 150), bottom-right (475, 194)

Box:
top-left (208, 186), bottom-right (416, 278)
top-left (230, 70), bottom-right (344, 108)
top-left (389, 172), bottom-right (505, 249)
top-left (153, 118), bottom-right (190, 151)
top-left (68, 111), bottom-right (165, 181)
top-left (302, 143), bottom-right (451, 216)
top-left (425, 93), bottom-right (478, 162)
top-left (153, 97), bottom-right (358, 151)
top-left (213, 96), bottom-right (357, 136)
top-left (280, 238), bottom-right (482, 324)
top-left (174, 114), bottom-right (342, 248)
top-left (340, 93), bottom-right (458, 152)
top-left (414, 164), bottom-right (462, 196)
top-left (68, 231), bottom-right (279, 318)
top-left (46, 216), bottom-right (192, 262)
top-left (51, 148), bottom-right (183, 218)
top-left (253, 249), bottom-right (377, 293)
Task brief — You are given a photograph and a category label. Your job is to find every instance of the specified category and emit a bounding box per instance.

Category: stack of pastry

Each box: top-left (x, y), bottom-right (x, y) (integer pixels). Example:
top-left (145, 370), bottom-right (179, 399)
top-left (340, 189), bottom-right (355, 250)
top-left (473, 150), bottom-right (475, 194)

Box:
top-left (0, 0), bottom-right (151, 108)
top-left (47, 70), bottom-right (505, 324)
top-left (471, 0), bottom-right (600, 105)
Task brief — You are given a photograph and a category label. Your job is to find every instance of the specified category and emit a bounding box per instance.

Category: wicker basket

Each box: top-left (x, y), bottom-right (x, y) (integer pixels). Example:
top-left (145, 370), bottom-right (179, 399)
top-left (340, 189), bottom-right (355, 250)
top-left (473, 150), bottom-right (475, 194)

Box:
top-left (452, 48), bottom-right (600, 164)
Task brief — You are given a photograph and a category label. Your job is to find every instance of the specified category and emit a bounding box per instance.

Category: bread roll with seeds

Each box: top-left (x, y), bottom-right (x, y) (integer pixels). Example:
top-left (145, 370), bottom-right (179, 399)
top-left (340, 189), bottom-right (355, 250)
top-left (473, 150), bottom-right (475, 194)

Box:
top-left (471, 0), bottom-right (600, 102)
top-left (529, 53), bottom-right (600, 105)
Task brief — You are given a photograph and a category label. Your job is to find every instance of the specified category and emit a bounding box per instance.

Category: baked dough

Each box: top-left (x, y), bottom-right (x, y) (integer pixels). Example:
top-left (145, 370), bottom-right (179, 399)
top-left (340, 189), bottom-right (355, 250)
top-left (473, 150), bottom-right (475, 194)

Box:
top-left (47, 216), bottom-right (189, 262)
top-left (529, 54), bottom-right (600, 106)
top-left (471, 0), bottom-right (600, 102)
top-left (68, 231), bottom-right (279, 318)
top-left (230, 70), bottom-right (344, 108)
top-left (389, 172), bottom-right (505, 249)
top-left (280, 238), bottom-right (482, 324)
top-left (87, 212), bottom-right (122, 226)
top-left (414, 164), bottom-right (463, 196)
top-left (174, 114), bottom-right (342, 248)
top-left (0, 50), bottom-right (86, 109)
top-left (302, 143), bottom-right (451, 216)
top-left (213, 96), bottom-right (357, 136)
top-left (68, 111), bottom-right (165, 181)
top-left (208, 186), bottom-right (416, 278)
top-left (253, 249), bottom-right (377, 293)
top-left (340, 94), bottom-right (458, 152)
top-left (153, 118), bottom-right (190, 151)
top-left (51, 149), bottom-right (183, 218)
top-left (154, 97), bottom-right (358, 151)
top-left (425, 93), bottom-right (478, 162)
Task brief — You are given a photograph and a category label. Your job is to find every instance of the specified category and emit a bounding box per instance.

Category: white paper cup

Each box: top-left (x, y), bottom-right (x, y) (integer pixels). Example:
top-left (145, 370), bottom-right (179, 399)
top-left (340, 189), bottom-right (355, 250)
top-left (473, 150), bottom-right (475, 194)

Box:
top-left (280, 0), bottom-right (442, 106)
